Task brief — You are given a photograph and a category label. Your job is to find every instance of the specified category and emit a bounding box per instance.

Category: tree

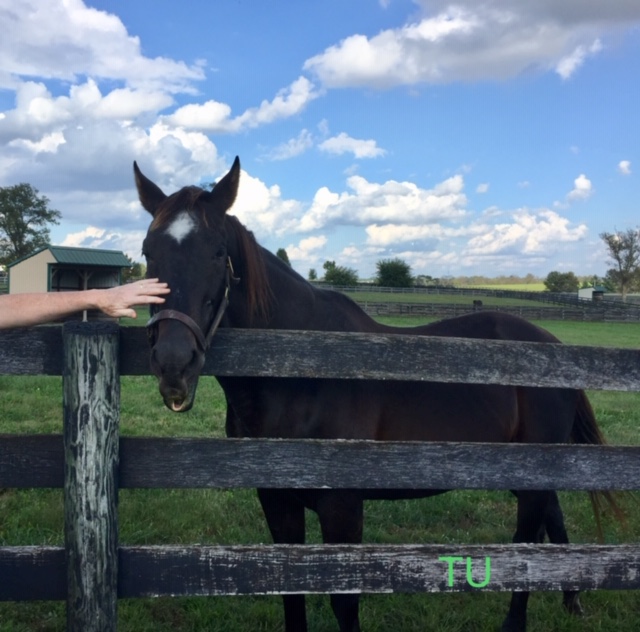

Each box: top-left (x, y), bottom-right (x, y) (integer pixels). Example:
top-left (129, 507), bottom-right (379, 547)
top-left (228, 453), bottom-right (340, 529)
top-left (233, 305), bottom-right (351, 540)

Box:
top-left (308, 268), bottom-right (317, 281)
top-left (0, 183), bottom-right (61, 266)
top-left (276, 248), bottom-right (291, 266)
top-left (375, 258), bottom-right (413, 287)
top-left (121, 255), bottom-right (145, 283)
top-left (414, 274), bottom-right (435, 287)
top-left (543, 271), bottom-right (580, 293)
top-left (322, 260), bottom-right (358, 286)
top-left (600, 228), bottom-right (640, 300)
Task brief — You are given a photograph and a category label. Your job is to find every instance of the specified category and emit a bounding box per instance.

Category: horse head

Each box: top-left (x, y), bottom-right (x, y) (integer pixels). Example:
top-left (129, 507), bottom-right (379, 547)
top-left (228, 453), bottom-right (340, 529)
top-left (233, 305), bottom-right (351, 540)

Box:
top-left (135, 158), bottom-right (241, 412)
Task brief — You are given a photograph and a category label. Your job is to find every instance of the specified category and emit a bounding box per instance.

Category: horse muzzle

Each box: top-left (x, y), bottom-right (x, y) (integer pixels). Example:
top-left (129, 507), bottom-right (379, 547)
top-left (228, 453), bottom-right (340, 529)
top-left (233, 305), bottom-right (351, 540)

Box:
top-left (154, 363), bottom-right (201, 413)
top-left (149, 321), bottom-right (205, 413)
top-left (160, 381), bottom-right (197, 413)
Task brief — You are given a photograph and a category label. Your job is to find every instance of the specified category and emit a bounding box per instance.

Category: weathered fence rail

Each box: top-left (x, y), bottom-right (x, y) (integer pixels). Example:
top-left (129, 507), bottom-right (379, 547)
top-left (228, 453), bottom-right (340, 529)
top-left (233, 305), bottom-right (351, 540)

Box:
top-left (3, 435), bottom-right (640, 491)
top-left (5, 325), bottom-right (640, 390)
top-left (3, 544), bottom-right (640, 602)
top-left (1, 322), bottom-right (640, 631)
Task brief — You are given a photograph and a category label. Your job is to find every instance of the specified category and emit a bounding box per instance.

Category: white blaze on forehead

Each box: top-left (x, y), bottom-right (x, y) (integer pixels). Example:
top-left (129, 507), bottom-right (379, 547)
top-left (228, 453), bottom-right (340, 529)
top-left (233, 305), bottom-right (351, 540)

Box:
top-left (165, 211), bottom-right (197, 244)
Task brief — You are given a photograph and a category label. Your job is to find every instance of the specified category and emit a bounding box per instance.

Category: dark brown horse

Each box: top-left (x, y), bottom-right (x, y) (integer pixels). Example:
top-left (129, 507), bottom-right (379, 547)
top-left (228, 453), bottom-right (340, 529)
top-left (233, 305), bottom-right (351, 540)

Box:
top-left (135, 157), bottom-right (614, 632)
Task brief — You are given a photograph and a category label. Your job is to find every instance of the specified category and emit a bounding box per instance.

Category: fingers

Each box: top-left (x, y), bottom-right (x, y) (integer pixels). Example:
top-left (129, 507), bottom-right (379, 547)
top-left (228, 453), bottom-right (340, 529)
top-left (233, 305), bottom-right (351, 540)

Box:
top-left (97, 281), bottom-right (170, 318)
top-left (132, 278), bottom-right (170, 293)
top-left (137, 295), bottom-right (167, 304)
top-left (127, 279), bottom-right (170, 304)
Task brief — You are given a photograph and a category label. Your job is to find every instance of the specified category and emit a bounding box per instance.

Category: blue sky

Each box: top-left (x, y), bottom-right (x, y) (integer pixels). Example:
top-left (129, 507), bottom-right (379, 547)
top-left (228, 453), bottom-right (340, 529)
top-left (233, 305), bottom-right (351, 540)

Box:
top-left (1, 1), bottom-right (638, 280)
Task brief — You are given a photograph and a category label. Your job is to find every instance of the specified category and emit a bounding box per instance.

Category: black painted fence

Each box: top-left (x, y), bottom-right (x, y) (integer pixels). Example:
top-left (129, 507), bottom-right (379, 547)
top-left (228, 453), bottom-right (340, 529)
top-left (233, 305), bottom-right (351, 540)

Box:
top-left (1, 322), bottom-right (640, 631)
top-left (358, 301), bottom-right (640, 322)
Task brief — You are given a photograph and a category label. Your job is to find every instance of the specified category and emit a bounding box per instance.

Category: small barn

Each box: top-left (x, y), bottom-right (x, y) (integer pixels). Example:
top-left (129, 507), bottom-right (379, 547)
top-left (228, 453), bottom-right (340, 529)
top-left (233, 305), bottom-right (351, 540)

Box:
top-left (578, 285), bottom-right (606, 302)
top-left (7, 246), bottom-right (132, 319)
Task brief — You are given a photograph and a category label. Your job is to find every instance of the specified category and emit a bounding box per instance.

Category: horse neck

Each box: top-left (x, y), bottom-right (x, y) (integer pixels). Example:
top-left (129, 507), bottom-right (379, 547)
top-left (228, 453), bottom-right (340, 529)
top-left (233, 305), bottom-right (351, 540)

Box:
top-left (226, 246), bottom-right (382, 333)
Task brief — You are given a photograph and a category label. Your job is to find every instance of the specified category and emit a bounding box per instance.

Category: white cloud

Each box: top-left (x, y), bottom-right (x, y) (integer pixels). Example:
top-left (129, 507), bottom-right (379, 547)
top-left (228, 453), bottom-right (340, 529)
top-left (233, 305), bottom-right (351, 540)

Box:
top-left (232, 169), bottom-right (303, 237)
top-left (465, 209), bottom-right (587, 256)
top-left (298, 173), bottom-right (468, 232)
top-left (162, 100), bottom-right (232, 133)
top-left (165, 76), bottom-right (319, 133)
top-left (235, 77), bottom-right (320, 128)
top-left (618, 160), bottom-right (632, 175)
top-left (0, 79), bottom-right (174, 145)
top-left (304, 3), bottom-right (637, 88)
top-left (318, 132), bottom-right (386, 158)
top-left (59, 225), bottom-right (148, 261)
top-left (10, 131), bottom-right (65, 153)
top-left (567, 173), bottom-right (593, 201)
top-left (285, 235), bottom-right (328, 262)
top-left (0, 0), bottom-right (204, 92)
top-left (266, 129), bottom-right (314, 161)
top-left (556, 39), bottom-right (603, 80)
top-left (366, 222), bottom-right (481, 247)
top-left (476, 183), bottom-right (489, 193)
top-left (61, 226), bottom-right (108, 248)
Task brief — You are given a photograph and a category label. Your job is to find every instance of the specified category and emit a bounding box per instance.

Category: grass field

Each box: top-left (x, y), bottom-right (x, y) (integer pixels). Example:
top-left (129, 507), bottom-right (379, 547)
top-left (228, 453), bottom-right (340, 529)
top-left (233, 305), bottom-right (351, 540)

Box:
top-left (458, 283), bottom-right (547, 292)
top-left (342, 289), bottom-right (551, 308)
top-left (1, 318), bottom-right (639, 631)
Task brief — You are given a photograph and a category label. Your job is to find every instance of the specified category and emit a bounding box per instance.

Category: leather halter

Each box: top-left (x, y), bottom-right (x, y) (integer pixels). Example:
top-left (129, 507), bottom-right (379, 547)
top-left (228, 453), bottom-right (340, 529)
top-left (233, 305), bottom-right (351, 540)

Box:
top-left (146, 257), bottom-right (238, 352)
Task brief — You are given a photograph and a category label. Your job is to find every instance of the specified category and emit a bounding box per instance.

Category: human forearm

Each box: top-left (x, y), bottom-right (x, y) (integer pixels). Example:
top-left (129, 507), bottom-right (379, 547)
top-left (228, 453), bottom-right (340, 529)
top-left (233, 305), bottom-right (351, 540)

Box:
top-left (0, 291), bottom-right (99, 328)
top-left (0, 279), bottom-right (169, 329)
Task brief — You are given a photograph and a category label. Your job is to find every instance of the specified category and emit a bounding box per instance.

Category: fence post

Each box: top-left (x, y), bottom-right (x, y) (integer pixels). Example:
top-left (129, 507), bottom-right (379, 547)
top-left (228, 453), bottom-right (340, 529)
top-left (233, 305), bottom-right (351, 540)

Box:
top-left (63, 321), bottom-right (120, 632)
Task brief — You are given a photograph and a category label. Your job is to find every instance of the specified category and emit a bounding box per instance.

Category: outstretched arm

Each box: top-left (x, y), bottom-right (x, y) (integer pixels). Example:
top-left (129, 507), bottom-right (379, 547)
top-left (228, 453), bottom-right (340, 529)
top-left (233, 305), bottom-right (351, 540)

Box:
top-left (0, 278), bottom-right (170, 329)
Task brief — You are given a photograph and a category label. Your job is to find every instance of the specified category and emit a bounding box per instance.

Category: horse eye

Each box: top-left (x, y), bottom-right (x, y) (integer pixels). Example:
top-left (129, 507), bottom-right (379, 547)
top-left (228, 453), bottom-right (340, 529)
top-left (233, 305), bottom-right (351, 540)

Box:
top-left (214, 247), bottom-right (226, 259)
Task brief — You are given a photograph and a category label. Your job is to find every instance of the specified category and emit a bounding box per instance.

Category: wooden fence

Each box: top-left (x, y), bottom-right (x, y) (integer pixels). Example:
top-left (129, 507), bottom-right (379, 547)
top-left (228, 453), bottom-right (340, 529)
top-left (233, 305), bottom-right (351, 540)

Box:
top-left (358, 301), bottom-right (640, 322)
top-left (1, 321), bottom-right (640, 631)
top-left (319, 283), bottom-right (640, 318)
top-left (321, 282), bottom-right (640, 306)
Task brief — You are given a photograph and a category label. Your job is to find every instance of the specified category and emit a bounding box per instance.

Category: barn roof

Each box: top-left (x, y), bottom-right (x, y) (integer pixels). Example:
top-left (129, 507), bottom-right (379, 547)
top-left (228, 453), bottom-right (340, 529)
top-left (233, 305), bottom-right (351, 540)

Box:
top-left (8, 245), bottom-right (132, 268)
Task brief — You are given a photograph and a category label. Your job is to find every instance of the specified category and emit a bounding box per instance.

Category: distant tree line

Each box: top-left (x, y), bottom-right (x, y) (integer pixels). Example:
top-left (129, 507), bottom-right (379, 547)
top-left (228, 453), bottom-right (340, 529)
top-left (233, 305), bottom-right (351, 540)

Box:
top-left (1, 182), bottom-right (638, 299)
top-left (544, 229), bottom-right (640, 298)
top-left (242, 228), bottom-right (640, 298)
top-left (322, 260), bottom-right (359, 286)
top-left (599, 228), bottom-right (640, 300)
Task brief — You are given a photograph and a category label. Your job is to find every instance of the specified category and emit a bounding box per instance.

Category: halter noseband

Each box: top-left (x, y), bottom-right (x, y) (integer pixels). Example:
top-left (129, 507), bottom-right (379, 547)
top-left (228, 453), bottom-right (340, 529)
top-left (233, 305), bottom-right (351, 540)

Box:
top-left (146, 257), bottom-right (239, 352)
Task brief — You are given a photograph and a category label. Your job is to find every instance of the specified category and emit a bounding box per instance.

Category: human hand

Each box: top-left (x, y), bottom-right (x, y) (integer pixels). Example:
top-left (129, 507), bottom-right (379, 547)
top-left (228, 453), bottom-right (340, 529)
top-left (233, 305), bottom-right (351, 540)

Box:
top-left (95, 278), bottom-right (170, 318)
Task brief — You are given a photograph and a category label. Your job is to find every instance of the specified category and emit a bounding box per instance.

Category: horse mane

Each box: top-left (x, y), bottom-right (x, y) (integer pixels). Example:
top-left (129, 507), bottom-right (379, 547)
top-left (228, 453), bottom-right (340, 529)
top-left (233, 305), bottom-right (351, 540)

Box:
top-left (223, 215), bottom-right (273, 324)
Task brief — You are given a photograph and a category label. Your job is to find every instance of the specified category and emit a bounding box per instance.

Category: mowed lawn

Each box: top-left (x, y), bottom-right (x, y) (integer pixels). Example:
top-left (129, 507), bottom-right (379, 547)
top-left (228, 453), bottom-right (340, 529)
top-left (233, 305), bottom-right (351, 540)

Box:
top-left (0, 318), bottom-right (639, 631)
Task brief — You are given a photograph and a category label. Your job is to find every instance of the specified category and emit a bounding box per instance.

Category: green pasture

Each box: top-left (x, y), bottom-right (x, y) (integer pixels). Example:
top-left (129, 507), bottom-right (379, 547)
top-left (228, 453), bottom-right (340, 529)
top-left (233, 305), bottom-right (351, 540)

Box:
top-left (342, 288), bottom-right (550, 308)
top-left (1, 318), bottom-right (639, 631)
top-left (458, 282), bottom-right (547, 292)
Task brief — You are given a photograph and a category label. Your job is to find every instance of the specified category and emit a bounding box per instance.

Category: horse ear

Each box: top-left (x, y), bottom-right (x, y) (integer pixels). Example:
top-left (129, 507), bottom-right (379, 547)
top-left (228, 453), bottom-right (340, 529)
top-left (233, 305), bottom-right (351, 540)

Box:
top-left (211, 156), bottom-right (241, 213)
top-left (133, 161), bottom-right (167, 216)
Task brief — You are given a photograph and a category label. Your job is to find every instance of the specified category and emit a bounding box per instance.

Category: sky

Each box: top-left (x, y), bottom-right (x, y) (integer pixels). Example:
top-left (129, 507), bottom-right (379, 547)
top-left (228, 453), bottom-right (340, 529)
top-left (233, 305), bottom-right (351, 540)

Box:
top-left (1, 0), bottom-right (639, 280)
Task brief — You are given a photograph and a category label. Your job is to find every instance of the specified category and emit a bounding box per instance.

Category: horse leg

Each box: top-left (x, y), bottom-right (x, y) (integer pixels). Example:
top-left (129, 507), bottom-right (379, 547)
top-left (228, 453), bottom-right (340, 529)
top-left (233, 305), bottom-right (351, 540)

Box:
top-left (545, 492), bottom-right (583, 616)
top-left (502, 490), bottom-right (550, 632)
top-left (315, 491), bottom-right (364, 632)
top-left (257, 488), bottom-right (307, 632)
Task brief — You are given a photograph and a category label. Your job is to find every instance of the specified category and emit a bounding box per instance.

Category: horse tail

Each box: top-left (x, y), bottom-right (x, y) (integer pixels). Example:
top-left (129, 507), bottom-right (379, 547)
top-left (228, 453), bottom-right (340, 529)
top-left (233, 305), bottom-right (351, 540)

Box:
top-left (572, 390), bottom-right (626, 540)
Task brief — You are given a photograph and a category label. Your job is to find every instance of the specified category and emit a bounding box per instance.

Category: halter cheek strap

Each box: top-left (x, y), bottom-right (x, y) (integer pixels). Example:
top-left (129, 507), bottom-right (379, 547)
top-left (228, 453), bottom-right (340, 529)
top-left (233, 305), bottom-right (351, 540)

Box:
top-left (146, 257), bottom-right (239, 352)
